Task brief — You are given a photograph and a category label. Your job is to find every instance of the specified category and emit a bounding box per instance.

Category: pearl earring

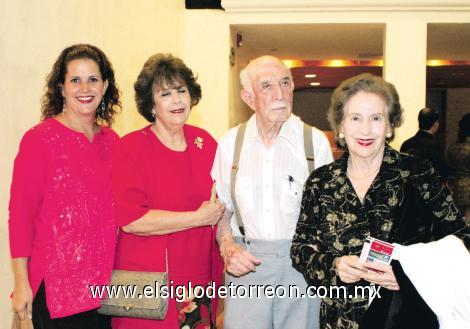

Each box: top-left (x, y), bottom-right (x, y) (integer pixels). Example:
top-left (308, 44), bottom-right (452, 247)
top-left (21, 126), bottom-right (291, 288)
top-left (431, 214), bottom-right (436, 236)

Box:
top-left (338, 132), bottom-right (345, 139)
top-left (386, 132), bottom-right (392, 138)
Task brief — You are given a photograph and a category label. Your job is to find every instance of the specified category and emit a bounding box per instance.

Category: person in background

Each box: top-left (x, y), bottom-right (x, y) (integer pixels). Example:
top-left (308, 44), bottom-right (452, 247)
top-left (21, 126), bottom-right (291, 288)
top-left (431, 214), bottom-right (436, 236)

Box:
top-left (447, 113), bottom-right (470, 219)
top-left (9, 44), bottom-right (121, 329)
top-left (212, 55), bottom-right (333, 329)
top-left (291, 73), bottom-right (470, 329)
top-left (400, 107), bottom-right (449, 180)
top-left (111, 53), bottom-right (224, 329)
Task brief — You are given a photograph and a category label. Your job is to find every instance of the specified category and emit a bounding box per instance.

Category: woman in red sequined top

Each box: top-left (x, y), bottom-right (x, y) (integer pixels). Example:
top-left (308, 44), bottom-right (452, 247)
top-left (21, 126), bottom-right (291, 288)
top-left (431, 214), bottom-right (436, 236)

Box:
top-left (9, 44), bottom-right (121, 328)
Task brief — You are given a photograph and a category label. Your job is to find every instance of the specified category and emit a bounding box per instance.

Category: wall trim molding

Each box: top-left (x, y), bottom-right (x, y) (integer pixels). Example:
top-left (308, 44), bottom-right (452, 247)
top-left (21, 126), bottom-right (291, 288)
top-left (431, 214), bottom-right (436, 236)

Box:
top-left (221, 0), bottom-right (470, 12)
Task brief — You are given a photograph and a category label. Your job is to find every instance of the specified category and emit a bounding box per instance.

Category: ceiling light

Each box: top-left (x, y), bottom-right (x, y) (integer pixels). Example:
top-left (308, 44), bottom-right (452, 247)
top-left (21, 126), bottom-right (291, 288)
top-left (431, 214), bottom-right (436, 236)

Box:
top-left (324, 60), bottom-right (353, 67)
top-left (369, 59), bottom-right (384, 67)
top-left (310, 82), bottom-right (321, 86)
top-left (427, 60), bottom-right (451, 66)
top-left (305, 74), bottom-right (317, 78)
top-left (282, 59), bottom-right (304, 68)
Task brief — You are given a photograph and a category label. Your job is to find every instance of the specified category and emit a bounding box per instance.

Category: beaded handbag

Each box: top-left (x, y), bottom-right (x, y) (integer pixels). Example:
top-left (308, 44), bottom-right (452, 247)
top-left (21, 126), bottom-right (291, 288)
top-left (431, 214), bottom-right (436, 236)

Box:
top-left (98, 249), bottom-right (168, 319)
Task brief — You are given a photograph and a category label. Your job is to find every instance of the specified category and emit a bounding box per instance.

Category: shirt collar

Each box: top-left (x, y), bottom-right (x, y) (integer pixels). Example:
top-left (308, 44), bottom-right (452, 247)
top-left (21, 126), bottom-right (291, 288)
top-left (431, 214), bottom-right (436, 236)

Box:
top-left (244, 113), bottom-right (299, 147)
top-left (278, 114), bottom-right (299, 146)
top-left (243, 114), bottom-right (258, 144)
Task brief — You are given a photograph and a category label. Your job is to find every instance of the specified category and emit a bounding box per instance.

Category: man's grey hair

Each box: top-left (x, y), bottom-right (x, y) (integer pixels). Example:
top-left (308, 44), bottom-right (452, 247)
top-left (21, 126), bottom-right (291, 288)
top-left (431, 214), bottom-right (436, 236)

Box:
top-left (239, 55), bottom-right (292, 93)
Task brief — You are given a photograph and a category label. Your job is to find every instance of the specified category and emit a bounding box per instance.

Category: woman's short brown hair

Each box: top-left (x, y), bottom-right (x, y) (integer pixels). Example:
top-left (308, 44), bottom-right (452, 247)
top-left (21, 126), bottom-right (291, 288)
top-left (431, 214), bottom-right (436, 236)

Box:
top-left (134, 53), bottom-right (202, 122)
top-left (41, 44), bottom-right (121, 126)
top-left (327, 73), bottom-right (403, 146)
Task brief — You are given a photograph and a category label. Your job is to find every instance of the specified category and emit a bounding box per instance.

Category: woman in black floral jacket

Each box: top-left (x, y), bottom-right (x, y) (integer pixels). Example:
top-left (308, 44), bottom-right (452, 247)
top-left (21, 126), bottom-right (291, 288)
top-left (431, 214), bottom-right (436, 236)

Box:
top-left (290, 73), bottom-right (470, 329)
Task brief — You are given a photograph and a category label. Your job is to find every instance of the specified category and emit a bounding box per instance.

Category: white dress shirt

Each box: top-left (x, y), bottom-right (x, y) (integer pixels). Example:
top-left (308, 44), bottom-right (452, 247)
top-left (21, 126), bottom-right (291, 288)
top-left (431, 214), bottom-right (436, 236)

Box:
top-left (211, 114), bottom-right (333, 240)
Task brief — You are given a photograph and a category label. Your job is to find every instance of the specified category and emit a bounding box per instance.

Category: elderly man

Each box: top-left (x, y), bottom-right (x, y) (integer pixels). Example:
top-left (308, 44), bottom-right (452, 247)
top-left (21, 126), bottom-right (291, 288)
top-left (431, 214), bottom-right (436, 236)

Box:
top-left (211, 56), bottom-right (333, 329)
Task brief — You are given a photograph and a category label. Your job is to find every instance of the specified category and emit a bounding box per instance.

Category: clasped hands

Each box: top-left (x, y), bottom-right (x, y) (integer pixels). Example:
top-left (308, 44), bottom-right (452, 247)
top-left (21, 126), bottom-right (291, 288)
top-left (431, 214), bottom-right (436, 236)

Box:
top-left (219, 238), bottom-right (261, 277)
top-left (334, 255), bottom-right (400, 291)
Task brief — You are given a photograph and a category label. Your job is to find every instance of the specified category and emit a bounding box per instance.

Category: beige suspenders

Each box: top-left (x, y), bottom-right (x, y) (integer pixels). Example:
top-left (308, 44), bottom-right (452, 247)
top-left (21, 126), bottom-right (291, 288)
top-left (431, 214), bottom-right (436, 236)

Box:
top-left (230, 121), bottom-right (315, 237)
top-left (230, 122), bottom-right (247, 236)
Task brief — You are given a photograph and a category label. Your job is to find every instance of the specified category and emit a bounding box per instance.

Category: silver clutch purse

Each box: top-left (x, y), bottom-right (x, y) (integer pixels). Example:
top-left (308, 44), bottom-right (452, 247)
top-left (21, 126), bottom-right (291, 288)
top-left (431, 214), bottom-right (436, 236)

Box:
top-left (98, 269), bottom-right (168, 319)
top-left (98, 248), bottom-right (169, 319)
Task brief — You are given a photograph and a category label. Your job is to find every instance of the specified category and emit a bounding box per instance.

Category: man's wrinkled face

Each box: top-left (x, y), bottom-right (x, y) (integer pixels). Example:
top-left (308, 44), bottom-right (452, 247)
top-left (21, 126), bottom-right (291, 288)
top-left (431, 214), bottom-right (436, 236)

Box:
top-left (245, 61), bottom-right (294, 127)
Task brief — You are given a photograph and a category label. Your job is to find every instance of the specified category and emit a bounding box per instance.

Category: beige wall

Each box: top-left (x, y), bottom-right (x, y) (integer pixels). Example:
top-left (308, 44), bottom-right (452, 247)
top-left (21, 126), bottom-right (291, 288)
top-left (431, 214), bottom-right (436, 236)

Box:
top-left (0, 1), bottom-right (184, 326)
top-left (182, 10), bottom-right (231, 139)
top-left (2, 1), bottom-right (470, 327)
top-left (384, 20), bottom-right (427, 148)
top-left (229, 27), bottom-right (256, 127)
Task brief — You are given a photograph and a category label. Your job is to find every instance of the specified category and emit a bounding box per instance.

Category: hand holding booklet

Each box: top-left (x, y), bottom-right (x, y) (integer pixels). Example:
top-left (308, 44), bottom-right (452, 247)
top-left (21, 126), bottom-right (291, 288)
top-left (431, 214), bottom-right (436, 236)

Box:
top-left (359, 236), bottom-right (395, 273)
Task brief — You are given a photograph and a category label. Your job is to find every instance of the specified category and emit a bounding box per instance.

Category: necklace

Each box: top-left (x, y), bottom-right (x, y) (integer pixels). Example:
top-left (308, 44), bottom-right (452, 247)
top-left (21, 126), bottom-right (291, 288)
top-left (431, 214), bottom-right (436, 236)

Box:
top-left (347, 167), bottom-right (380, 180)
top-left (347, 159), bottom-right (381, 180)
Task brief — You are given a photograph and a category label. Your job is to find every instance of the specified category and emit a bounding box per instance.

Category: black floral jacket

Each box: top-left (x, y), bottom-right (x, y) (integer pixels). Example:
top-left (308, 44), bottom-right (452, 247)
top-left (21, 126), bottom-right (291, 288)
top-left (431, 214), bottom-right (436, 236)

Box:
top-left (291, 145), bottom-right (470, 329)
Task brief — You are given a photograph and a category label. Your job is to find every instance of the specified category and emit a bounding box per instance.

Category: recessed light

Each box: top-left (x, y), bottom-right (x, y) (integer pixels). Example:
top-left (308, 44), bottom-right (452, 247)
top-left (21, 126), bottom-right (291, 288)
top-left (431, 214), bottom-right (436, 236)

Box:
top-left (282, 60), bottom-right (303, 68)
top-left (427, 59), bottom-right (451, 66)
top-left (325, 60), bottom-right (351, 67)
top-left (305, 74), bottom-right (317, 78)
top-left (310, 82), bottom-right (320, 86)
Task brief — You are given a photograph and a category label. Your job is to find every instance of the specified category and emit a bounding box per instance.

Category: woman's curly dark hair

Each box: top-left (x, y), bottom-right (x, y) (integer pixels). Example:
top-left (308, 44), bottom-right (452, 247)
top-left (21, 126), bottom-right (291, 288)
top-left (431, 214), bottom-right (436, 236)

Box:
top-left (327, 73), bottom-right (403, 147)
top-left (134, 53), bottom-right (201, 122)
top-left (41, 44), bottom-right (121, 126)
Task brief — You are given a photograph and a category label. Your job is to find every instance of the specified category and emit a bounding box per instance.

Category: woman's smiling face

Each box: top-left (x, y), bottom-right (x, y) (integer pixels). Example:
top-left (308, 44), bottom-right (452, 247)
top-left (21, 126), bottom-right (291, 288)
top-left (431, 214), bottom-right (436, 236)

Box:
top-left (340, 90), bottom-right (391, 161)
top-left (61, 59), bottom-right (108, 117)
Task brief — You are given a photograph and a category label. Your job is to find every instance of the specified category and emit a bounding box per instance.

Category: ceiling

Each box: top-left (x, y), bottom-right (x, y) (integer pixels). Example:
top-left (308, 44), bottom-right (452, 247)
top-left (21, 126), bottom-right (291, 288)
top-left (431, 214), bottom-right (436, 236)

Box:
top-left (234, 23), bottom-right (384, 60)
top-left (232, 23), bottom-right (470, 89)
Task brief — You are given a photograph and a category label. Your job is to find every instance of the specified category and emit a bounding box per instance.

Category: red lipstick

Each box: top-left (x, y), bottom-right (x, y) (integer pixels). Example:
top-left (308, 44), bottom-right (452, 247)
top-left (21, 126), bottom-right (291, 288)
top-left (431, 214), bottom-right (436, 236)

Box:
top-left (357, 139), bottom-right (374, 147)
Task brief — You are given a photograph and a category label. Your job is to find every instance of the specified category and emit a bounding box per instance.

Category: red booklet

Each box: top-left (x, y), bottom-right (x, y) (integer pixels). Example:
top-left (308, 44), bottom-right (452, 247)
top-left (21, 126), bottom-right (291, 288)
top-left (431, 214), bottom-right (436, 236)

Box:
top-left (359, 236), bottom-right (394, 273)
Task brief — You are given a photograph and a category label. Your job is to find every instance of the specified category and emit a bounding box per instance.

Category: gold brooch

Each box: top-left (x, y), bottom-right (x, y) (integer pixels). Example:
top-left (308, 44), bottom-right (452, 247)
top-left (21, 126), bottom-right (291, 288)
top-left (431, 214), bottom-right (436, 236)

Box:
top-left (194, 136), bottom-right (203, 149)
